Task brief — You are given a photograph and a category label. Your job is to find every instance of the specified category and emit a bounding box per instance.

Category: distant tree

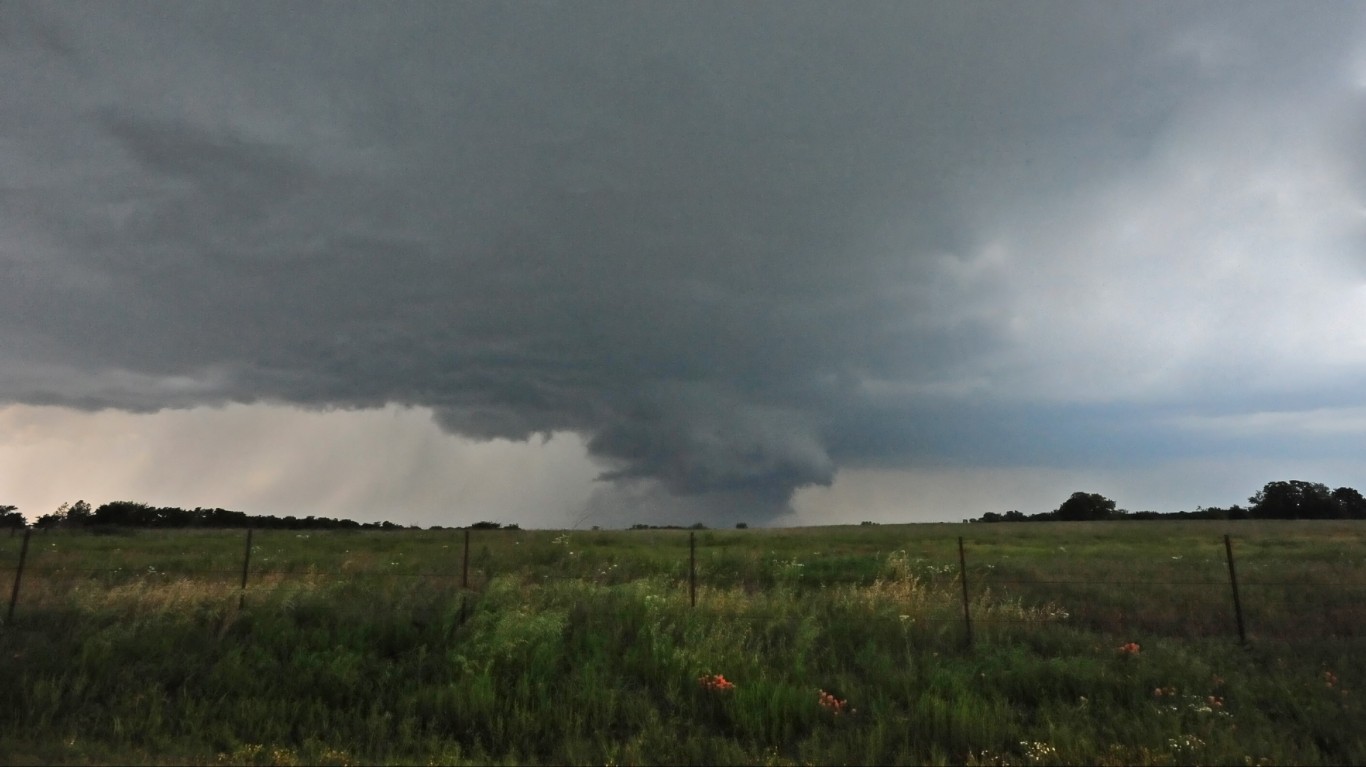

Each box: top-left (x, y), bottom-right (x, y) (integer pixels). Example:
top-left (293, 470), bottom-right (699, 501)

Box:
top-left (91, 501), bottom-right (155, 526)
top-left (35, 503), bottom-right (65, 529)
top-left (1, 505), bottom-right (24, 528)
top-left (1054, 492), bottom-right (1118, 522)
top-left (66, 500), bottom-right (93, 526)
top-left (1249, 481), bottom-right (1337, 519)
top-left (195, 507), bottom-right (250, 527)
top-left (1332, 487), bottom-right (1366, 519)
top-left (735, 522), bottom-right (748, 529)
top-left (35, 500), bottom-right (92, 528)
top-left (1210, 504), bottom-right (1251, 520)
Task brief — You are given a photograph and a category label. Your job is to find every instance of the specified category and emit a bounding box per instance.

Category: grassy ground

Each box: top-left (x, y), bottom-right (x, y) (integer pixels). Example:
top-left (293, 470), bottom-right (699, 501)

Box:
top-left (0, 521), bottom-right (1363, 765)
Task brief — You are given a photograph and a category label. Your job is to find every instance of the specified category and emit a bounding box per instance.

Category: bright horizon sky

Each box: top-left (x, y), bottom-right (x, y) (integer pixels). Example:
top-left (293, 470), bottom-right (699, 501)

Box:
top-left (3, 2), bottom-right (1365, 527)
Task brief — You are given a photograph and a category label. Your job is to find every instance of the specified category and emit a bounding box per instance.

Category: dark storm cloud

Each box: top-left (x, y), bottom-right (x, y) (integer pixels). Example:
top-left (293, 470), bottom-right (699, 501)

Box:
top-left (4, 2), bottom-right (1365, 519)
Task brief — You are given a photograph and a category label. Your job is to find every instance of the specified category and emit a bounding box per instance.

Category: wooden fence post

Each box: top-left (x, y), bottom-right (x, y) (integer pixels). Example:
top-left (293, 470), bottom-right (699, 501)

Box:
top-left (1224, 534), bottom-right (1247, 645)
top-left (958, 536), bottom-right (973, 647)
top-left (6, 527), bottom-right (32, 624)
top-left (238, 528), bottom-right (253, 609)
top-left (462, 527), bottom-right (470, 589)
top-left (689, 531), bottom-right (697, 608)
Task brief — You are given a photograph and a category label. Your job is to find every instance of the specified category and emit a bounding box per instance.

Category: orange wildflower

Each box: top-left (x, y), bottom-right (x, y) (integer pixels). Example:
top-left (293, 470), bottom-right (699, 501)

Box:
top-left (698, 673), bottom-right (734, 692)
top-left (818, 689), bottom-right (850, 715)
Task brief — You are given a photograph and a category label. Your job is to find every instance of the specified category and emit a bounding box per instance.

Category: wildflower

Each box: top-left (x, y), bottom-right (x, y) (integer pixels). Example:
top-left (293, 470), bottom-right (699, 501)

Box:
top-left (1168, 735), bottom-right (1205, 751)
top-left (818, 689), bottom-right (852, 715)
top-left (1324, 671), bottom-right (1339, 689)
top-left (1117, 642), bottom-right (1140, 656)
top-left (1019, 741), bottom-right (1058, 761)
top-left (698, 674), bottom-right (734, 692)
top-left (1206, 695), bottom-right (1224, 709)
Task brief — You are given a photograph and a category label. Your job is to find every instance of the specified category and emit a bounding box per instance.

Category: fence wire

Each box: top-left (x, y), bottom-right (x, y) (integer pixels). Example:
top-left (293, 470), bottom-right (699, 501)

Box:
top-left (4, 527), bottom-right (1365, 642)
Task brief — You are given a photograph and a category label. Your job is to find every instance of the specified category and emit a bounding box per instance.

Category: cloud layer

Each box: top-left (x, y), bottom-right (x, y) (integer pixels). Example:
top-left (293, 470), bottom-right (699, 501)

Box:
top-left (3, 2), bottom-right (1365, 521)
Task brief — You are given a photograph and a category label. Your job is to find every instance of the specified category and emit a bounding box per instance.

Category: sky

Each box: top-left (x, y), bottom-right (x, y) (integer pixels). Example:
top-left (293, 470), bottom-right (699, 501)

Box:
top-left (3, 2), bottom-right (1365, 528)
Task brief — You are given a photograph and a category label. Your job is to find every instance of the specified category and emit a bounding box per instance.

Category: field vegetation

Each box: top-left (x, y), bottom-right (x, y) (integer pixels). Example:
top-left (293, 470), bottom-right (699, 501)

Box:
top-left (1, 521), bottom-right (1363, 765)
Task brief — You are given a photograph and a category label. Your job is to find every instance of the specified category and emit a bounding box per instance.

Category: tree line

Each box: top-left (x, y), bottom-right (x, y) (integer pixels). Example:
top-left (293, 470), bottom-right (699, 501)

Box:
top-left (0, 500), bottom-right (413, 531)
top-left (970, 480), bottom-right (1366, 523)
top-left (4, 478), bottom-right (1363, 531)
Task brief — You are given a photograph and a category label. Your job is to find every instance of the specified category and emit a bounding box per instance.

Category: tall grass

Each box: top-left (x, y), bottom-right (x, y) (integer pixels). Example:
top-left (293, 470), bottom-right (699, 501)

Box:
top-left (0, 522), bottom-right (1363, 764)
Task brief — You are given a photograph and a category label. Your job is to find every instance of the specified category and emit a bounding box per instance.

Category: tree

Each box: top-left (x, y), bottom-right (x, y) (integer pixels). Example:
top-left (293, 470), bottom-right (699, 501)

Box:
top-left (1055, 491), bottom-right (1117, 521)
top-left (1249, 481), bottom-right (1336, 519)
top-left (1332, 487), bottom-right (1366, 519)
top-left (0, 505), bottom-right (24, 528)
top-left (35, 500), bottom-right (92, 528)
top-left (91, 501), bottom-right (154, 526)
top-left (66, 500), bottom-right (93, 525)
top-left (35, 503), bottom-right (65, 529)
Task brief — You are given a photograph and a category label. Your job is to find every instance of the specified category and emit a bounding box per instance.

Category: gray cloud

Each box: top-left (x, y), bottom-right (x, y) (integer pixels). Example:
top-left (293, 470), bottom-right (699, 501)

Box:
top-left (4, 2), bottom-right (1366, 521)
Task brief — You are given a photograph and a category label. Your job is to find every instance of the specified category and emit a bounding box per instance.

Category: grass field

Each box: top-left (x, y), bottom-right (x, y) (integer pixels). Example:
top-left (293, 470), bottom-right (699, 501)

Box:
top-left (1, 521), bottom-right (1363, 765)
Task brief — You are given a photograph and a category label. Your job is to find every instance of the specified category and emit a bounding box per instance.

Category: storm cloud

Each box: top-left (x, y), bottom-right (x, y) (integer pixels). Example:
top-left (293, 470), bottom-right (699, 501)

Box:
top-left (3, 2), bottom-right (1365, 523)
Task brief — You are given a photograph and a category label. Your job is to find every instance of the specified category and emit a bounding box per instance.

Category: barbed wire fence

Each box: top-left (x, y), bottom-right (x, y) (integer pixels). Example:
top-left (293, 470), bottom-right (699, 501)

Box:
top-left (2, 527), bottom-right (1363, 646)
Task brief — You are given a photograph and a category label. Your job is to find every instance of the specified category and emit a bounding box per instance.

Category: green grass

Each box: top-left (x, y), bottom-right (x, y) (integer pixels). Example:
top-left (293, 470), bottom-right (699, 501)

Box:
top-left (0, 521), bottom-right (1363, 764)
